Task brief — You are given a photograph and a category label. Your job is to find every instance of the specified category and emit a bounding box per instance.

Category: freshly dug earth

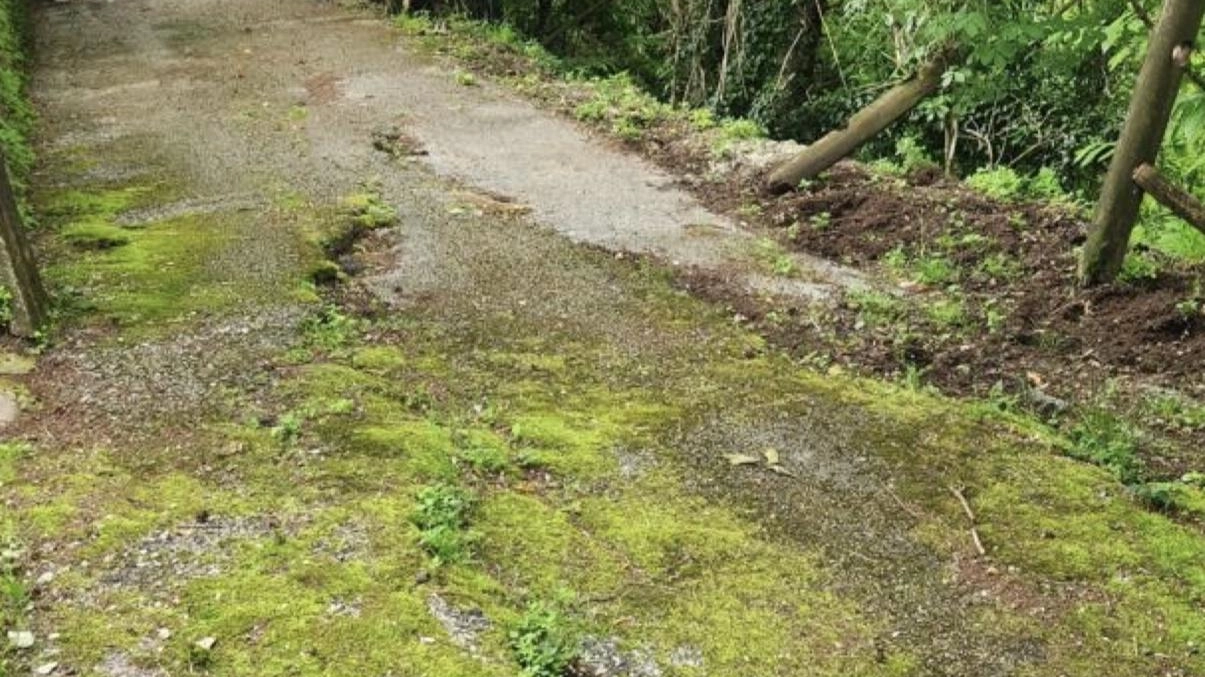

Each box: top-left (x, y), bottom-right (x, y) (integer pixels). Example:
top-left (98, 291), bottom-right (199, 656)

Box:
top-left (679, 163), bottom-right (1205, 477)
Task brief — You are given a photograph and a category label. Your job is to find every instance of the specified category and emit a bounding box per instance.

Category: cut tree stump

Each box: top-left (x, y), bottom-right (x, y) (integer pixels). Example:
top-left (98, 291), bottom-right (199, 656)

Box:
top-left (1132, 163), bottom-right (1205, 235)
top-left (0, 155), bottom-right (48, 337)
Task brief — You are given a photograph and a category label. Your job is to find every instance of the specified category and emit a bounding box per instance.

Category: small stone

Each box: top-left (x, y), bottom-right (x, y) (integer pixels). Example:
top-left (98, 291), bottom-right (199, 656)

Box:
top-left (34, 662), bottom-right (58, 675)
top-left (35, 571), bottom-right (54, 586)
top-left (157, 627), bottom-right (172, 640)
top-left (194, 636), bottom-right (217, 651)
top-left (414, 570), bottom-right (431, 585)
top-left (7, 630), bottom-right (34, 649)
top-left (986, 566), bottom-right (1000, 576)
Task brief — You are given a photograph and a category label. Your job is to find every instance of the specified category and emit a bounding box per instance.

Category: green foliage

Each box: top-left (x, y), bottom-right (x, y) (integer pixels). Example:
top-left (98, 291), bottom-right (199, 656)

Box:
top-left (925, 296), bottom-right (967, 329)
top-left (0, 285), bottom-right (10, 328)
top-left (0, 0), bottom-right (34, 197)
top-left (270, 412), bottom-right (304, 446)
top-left (300, 306), bottom-right (357, 353)
top-left (846, 289), bottom-right (904, 328)
top-left (573, 73), bottom-right (669, 141)
top-left (1069, 409), bottom-right (1143, 485)
top-left (1117, 250), bottom-right (1162, 283)
top-left (894, 135), bottom-right (938, 174)
top-left (966, 166), bottom-right (1025, 201)
top-left (411, 484), bottom-right (478, 565)
top-left (712, 117), bottom-right (765, 153)
top-left (508, 602), bottom-right (578, 677)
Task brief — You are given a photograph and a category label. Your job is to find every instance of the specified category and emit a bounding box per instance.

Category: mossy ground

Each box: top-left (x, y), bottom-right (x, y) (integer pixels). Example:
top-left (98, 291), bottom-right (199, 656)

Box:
top-left (4, 4), bottom-right (1204, 676)
top-left (8, 166), bottom-right (1205, 674)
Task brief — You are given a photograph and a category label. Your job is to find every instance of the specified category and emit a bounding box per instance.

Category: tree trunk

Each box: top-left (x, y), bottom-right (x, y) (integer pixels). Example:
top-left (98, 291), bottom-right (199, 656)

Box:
top-left (1078, 0), bottom-right (1205, 285)
top-left (1132, 163), bottom-right (1205, 235)
top-left (0, 155), bottom-right (48, 337)
top-left (765, 51), bottom-right (952, 194)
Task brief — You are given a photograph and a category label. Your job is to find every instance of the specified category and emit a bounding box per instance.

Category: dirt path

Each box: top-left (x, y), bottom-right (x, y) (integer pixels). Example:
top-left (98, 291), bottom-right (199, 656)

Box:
top-left (2, 2), bottom-right (1204, 677)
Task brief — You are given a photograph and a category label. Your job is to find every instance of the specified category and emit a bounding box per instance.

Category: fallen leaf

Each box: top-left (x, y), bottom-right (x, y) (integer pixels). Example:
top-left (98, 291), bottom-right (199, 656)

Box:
top-left (763, 448), bottom-right (780, 465)
top-left (724, 454), bottom-right (760, 466)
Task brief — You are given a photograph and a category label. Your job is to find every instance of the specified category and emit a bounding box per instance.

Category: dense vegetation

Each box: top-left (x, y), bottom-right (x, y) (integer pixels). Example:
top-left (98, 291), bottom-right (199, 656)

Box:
top-left (0, 0), bottom-right (33, 194)
top-left (394, 0), bottom-right (1205, 259)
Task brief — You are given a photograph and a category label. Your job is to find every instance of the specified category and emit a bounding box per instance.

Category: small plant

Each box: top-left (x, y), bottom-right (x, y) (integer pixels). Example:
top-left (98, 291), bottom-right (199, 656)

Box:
top-left (301, 306), bottom-right (357, 351)
top-left (0, 286), bottom-right (12, 329)
top-left (1176, 296), bottom-right (1202, 319)
top-left (1141, 390), bottom-right (1205, 430)
top-left (894, 135), bottom-right (937, 174)
top-left (716, 118), bottom-right (763, 143)
top-left (925, 297), bottom-right (967, 329)
top-left (809, 211), bottom-right (832, 231)
top-left (978, 252), bottom-right (1021, 281)
top-left (1174, 281), bottom-right (1201, 319)
top-left (1025, 167), bottom-right (1067, 201)
top-left (882, 246), bottom-right (909, 277)
top-left (900, 363), bottom-right (929, 392)
top-left (754, 238), bottom-right (795, 278)
top-left (454, 70), bottom-right (478, 87)
top-left (772, 255), bottom-right (796, 278)
top-left (1068, 409), bottom-right (1143, 484)
top-left (271, 411), bottom-right (304, 446)
top-left (1133, 481), bottom-right (1188, 513)
top-left (411, 484), bottom-right (478, 566)
top-left (983, 303), bottom-right (1008, 334)
top-left (913, 254), bottom-right (959, 286)
top-left (847, 289), bottom-right (905, 329)
top-left (966, 166), bottom-right (1025, 201)
top-left (508, 602), bottom-right (578, 677)
top-left (688, 108), bottom-right (717, 131)
top-left (612, 117), bottom-right (643, 141)
top-left (1118, 251), bottom-right (1161, 283)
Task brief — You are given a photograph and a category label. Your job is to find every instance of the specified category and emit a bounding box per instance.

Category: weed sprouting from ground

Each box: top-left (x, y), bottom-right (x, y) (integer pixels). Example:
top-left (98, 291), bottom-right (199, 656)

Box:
top-left (508, 602), bottom-right (579, 677)
top-left (1069, 409), bottom-right (1143, 485)
top-left (411, 483), bottom-right (479, 566)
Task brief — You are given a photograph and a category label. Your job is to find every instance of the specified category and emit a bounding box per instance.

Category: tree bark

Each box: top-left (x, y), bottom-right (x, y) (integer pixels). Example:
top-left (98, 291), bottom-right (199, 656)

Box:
top-left (0, 155), bottom-right (48, 337)
top-left (1132, 163), bottom-right (1205, 235)
top-left (765, 51), bottom-right (952, 194)
top-left (1078, 0), bottom-right (1205, 286)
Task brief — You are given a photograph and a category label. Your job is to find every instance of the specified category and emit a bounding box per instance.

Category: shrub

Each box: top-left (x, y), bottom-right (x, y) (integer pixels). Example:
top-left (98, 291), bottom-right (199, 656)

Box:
top-left (966, 166), bottom-right (1025, 201)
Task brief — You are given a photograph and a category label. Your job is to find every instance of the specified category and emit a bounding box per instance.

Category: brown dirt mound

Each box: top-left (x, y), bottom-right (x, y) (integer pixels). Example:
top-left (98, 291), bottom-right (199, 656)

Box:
top-left (675, 163), bottom-right (1204, 478)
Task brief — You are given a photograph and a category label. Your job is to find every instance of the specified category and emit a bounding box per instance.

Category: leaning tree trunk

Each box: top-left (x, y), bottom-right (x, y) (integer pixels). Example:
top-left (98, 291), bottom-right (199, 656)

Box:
top-left (765, 51), bottom-right (953, 194)
top-left (1078, 0), bottom-right (1205, 286)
